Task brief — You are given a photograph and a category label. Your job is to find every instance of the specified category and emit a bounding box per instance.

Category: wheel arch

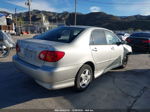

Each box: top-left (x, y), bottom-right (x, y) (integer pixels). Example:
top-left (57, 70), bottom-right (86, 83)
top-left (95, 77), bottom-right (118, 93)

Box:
top-left (74, 61), bottom-right (95, 91)
top-left (75, 61), bottom-right (95, 83)
top-left (83, 61), bottom-right (95, 75)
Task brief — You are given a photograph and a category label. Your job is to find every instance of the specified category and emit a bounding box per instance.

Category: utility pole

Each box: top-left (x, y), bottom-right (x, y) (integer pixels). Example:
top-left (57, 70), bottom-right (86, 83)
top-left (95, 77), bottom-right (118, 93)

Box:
top-left (29, 0), bottom-right (31, 25)
top-left (15, 8), bottom-right (18, 35)
top-left (15, 8), bottom-right (17, 27)
top-left (25, 0), bottom-right (32, 25)
top-left (74, 0), bottom-right (77, 25)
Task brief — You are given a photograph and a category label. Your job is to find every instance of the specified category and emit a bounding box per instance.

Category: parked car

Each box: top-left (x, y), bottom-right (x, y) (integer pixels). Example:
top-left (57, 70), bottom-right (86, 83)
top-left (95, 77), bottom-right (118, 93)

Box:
top-left (13, 26), bottom-right (132, 91)
top-left (117, 32), bottom-right (130, 41)
top-left (0, 31), bottom-right (15, 58)
top-left (126, 32), bottom-right (150, 52)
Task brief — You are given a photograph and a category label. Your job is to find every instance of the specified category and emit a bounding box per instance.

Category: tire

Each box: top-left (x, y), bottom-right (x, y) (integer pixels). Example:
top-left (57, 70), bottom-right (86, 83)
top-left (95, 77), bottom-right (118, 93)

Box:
top-left (75, 64), bottom-right (93, 91)
top-left (120, 55), bottom-right (128, 68)
top-left (0, 44), bottom-right (10, 58)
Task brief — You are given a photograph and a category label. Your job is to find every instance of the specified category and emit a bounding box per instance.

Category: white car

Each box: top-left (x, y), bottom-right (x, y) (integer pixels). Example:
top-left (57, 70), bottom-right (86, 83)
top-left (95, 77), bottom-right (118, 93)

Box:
top-left (13, 26), bottom-right (132, 91)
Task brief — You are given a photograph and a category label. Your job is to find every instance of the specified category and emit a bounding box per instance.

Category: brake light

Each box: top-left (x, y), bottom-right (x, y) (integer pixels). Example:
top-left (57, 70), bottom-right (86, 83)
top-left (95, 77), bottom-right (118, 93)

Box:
top-left (16, 43), bottom-right (20, 52)
top-left (126, 38), bottom-right (132, 43)
top-left (142, 40), bottom-right (150, 43)
top-left (39, 50), bottom-right (65, 62)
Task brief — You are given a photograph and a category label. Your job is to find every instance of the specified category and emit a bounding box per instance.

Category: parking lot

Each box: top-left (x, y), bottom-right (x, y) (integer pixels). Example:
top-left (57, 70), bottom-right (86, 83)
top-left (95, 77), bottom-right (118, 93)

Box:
top-left (0, 36), bottom-right (150, 111)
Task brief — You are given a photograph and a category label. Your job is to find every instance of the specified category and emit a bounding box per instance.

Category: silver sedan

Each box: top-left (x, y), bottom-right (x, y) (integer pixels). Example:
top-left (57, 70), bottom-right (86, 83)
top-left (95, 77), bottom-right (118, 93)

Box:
top-left (13, 26), bottom-right (132, 91)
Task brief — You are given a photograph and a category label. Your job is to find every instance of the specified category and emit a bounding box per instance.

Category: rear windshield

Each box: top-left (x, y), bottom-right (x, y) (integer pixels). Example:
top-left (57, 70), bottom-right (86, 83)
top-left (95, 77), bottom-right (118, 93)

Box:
top-left (34, 27), bottom-right (85, 43)
top-left (130, 33), bottom-right (150, 38)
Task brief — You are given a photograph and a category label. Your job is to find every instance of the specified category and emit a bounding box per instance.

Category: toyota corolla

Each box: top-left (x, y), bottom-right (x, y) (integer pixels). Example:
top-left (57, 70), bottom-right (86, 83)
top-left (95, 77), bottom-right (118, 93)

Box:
top-left (13, 26), bottom-right (132, 91)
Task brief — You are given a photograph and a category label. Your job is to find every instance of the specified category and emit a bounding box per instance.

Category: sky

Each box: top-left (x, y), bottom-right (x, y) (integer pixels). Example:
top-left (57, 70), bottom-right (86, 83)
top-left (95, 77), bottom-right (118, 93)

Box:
top-left (0, 0), bottom-right (150, 16)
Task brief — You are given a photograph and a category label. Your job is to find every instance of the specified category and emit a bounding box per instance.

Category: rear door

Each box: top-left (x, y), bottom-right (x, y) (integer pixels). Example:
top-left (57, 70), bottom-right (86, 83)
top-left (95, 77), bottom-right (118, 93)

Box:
top-left (104, 30), bottom-right (124, 67)
top-left (90, 29), bottom-right (113, 72)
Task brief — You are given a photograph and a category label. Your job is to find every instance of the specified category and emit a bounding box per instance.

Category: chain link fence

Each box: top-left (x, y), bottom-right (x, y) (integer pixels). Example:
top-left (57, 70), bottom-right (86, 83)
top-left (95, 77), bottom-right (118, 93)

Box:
top-left (14, 21), bottom-right (65, 35)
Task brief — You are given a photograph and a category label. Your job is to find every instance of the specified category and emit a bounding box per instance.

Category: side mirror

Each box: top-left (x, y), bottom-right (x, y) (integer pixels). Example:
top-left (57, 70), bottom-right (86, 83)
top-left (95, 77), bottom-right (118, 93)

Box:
top-left (121, 40), bottom-right (127, 44)
top-left (116, 42), bottom-right (122, 46)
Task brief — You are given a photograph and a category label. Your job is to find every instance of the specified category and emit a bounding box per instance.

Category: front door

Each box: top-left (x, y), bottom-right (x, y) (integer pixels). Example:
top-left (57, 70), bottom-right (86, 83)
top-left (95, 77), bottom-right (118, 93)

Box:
top-left (105, 30), bottom-right (124, 68)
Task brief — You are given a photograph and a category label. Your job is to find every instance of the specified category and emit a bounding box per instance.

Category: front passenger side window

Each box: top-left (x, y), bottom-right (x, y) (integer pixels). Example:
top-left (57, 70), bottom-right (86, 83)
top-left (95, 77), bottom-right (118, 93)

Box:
top-left (105, 31), bottom-right (120, 45)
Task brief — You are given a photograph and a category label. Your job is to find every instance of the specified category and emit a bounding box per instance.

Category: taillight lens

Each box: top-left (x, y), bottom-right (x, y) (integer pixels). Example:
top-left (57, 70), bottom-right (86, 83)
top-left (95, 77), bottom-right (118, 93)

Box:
top-left (16, 43), bottom-right (20, 52)
top-left (126, 38), bottom-right (132, 43)
top-left (142, 40), bottom-right (150, 43)
top-left (39, 50), bottom-right (65, 62)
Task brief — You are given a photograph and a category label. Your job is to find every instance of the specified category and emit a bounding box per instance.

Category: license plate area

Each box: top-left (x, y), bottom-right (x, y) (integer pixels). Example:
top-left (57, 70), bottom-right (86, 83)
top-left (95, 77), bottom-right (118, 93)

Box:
top-left (24, 48), bottom-right (36, 59)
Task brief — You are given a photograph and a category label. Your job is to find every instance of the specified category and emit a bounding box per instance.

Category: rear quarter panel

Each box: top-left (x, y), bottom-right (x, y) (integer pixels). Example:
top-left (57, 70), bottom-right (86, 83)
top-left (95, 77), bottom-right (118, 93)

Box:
top-left (43, 29), bottom-right (95, 80)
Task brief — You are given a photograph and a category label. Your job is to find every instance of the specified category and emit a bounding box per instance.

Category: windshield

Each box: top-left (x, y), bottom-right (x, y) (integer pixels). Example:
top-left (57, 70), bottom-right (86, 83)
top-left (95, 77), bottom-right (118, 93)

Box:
top-left (130, 33), bottom-right (150, 38)
top-left (35, 27), bottom-right (85, 43)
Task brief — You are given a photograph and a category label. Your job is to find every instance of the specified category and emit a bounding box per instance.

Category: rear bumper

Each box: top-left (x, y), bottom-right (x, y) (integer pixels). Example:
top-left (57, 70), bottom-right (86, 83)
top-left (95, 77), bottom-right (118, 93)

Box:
top-left (13, 55), bottom-right (80, 89)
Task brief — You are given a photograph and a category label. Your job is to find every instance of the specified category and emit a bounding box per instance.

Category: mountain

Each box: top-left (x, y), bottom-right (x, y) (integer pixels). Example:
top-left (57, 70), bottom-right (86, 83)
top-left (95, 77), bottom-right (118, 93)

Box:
top-left (0, 11), bottom-right (10, 15)
top-left (3, 10), bottom-right (150, 30)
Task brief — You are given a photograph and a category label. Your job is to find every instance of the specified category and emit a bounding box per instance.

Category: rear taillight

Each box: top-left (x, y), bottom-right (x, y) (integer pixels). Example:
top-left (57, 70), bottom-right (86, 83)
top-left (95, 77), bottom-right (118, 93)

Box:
top-left (126, 38), bottom-right (132, 43)
top-left (142, 40), bottom-right (150, 43)
top-left (16, 43), bottom-right (20, 52)
top-left (39, 50), bottom-right (65, 62)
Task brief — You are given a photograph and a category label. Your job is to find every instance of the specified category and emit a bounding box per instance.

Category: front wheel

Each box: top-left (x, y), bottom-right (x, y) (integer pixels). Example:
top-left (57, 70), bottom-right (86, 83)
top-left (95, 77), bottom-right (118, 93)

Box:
top-left (120, 55), bottom-right (128, 68)
top-left (75, 64), bottom-right (93, 91)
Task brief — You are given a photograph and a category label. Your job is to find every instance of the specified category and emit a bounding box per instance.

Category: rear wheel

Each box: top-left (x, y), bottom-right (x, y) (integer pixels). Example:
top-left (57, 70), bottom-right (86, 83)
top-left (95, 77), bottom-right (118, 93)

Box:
top-left (75, 64), bottom-right (93, 91)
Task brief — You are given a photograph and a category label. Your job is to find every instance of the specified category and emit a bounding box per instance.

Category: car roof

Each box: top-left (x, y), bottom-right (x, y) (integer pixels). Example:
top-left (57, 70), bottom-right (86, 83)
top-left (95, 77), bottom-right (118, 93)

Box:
top-left (131, 32), bottom-right (150, 38)
top-left (132, 32), bottom-right (150, 34)
top-left (64, 25), bottom-right (109, 31)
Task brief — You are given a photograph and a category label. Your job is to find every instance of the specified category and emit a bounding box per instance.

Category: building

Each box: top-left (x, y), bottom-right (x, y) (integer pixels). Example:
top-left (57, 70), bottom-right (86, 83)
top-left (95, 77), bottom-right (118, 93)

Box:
top-left (0, 13), bottom-right (7, 25)
top-left (0, 13), bottom-right (15, 34)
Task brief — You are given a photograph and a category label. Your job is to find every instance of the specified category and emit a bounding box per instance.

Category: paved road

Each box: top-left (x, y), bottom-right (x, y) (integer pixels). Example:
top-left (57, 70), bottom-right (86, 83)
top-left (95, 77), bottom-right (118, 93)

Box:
top-left (0, 44), bottom-right (150, 111)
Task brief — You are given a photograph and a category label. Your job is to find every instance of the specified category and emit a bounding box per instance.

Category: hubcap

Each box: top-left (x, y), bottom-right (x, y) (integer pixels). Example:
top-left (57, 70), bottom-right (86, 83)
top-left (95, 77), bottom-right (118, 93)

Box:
top-left (79, 69), bottom-right (91, 88)
top-left (0, 45), bottom-right (8, 57)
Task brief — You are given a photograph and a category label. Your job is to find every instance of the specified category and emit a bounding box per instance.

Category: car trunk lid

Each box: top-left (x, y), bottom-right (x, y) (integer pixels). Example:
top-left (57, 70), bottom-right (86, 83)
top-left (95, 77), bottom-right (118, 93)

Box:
top-left (129, 37), bottom-right (149, 44)
top-left (17, 39), bottom-right (64, 67)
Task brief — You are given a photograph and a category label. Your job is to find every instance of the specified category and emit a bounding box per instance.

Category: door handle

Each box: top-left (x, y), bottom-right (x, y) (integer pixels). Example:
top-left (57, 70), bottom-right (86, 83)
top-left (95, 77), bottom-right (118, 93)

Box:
top-left (92, 47), bottom-right (98, 52)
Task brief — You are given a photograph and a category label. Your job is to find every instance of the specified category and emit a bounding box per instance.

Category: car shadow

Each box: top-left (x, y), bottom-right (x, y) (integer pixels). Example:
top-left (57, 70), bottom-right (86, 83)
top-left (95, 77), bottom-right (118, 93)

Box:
top-left (0, 62), bottom-right (76, 108)
top-left (0, 62), bottom-right (150, 109)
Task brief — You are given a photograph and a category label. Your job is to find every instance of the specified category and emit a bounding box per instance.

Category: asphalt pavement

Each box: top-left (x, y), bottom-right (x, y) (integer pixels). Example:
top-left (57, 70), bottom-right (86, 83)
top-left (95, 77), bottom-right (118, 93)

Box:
top-left (0, 36), bottom-right (150, 111)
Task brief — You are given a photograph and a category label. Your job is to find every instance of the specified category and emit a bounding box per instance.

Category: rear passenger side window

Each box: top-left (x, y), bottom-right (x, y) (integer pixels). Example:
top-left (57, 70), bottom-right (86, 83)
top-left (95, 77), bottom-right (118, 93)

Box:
top-left (90, 30), bottom-right (107, 45)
